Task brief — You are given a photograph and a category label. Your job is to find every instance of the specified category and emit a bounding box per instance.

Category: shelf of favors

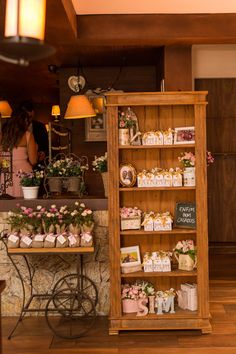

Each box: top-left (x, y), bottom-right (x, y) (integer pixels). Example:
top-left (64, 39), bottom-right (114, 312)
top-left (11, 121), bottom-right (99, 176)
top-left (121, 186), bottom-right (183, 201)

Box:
top-left (7, 247), bottom-right (94, 255)
top-left (121, 308), bottom-right (198, 319)
top-left (119, 186), bottom-right (195, 192)
top-left (120, 229), bottom-right (196, 235)
top-left (119, 144), bottom-right (195, 150)
top-left (121, 269), bottom-right (197, 278)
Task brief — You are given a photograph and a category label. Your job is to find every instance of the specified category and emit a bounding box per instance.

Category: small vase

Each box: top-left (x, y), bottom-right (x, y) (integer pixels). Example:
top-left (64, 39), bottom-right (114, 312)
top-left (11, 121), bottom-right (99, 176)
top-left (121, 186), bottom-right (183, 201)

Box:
top-left (183, 167), bottom-right (195, 187)
top-left (122, 299), bottom-right (139, 313)
top-left (119, 128), bottom-right (130, 145)
top-left (101, 172), bottom-right (108, 197)
top-left (67, 177), bottom-right (81, 193)
top-left (48, 177), bottom-right (62, 194)
top-left (175, 253), bottom-right (197, 271)
top-left (22, 186), bottom-right (39, 199)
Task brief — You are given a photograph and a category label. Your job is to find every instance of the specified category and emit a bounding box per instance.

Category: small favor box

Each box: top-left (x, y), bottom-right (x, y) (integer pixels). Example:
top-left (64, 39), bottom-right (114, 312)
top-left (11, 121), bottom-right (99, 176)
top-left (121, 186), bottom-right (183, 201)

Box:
top-left (155, 131), bottom-right (164, 145)
top-left (172, 170), bottom-right (183, 187)
top-left (178, 283), bottom-right (198, 311)
top-left (163, 128), bottom-right (173, 145)
top-left (143, 253), bottom-right (153, 272)
top-left (142, 131), bottom-right (157, 145)
top-left (121, 217), bottom-right (141, 230)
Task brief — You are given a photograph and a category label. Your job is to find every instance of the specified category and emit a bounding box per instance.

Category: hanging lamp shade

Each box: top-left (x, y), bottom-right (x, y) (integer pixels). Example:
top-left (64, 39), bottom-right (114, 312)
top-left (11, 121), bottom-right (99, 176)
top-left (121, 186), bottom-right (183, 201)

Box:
top-left (51, 105), bottom-right (60, 117)
top-left (0, 100), bottom-right (12, 118)
top-left (0, 0), bottom-right (55, 63)
top-left (64, 95), bottom-right (96, 119)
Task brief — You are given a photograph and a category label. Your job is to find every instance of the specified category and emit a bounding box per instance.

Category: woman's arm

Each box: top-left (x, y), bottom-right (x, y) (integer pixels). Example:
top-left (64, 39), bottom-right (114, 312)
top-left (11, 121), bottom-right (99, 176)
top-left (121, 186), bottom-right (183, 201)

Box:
top-left (27, 132), bottom-right (38, 166)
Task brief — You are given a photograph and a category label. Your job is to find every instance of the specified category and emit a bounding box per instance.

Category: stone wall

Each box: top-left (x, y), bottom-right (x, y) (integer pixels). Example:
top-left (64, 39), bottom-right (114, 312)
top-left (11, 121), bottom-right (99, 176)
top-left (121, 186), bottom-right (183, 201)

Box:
top-left (0, 211), bottom-right (109, 316)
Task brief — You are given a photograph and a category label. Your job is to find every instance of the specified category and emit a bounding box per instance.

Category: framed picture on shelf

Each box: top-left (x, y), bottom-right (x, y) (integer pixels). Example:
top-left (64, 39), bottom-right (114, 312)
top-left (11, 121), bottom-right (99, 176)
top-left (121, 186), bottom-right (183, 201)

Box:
top-left (120, 246), bottom-right (141, 267)
top-left (174, 126), bottom-right (195, 144)
top-left (85, 95), bottom-right (107, 141)
top-left (119, 163), bottom-right (137, 187)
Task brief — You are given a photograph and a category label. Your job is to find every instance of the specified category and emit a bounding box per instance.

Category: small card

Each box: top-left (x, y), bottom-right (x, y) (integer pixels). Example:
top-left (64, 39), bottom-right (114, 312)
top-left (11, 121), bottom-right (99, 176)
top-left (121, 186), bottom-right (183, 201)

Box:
top-left (8, 234), bottom-right (18, 243)
top-left (68, 235), bottom-right (77, 245)
top-left (35, 235), bottom-right (44, 242)
top-left (22, 236), bottom-right (32, 246)
top-left (57, 235), bottom-right (66, 245)
top-left (45, 235), bottom-right (55, 243)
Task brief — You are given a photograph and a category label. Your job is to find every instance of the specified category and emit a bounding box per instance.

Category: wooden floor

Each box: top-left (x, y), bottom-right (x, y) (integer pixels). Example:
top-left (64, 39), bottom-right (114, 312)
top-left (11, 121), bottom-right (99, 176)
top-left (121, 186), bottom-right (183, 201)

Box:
top-left (2, 279), bottom-right (236, 354)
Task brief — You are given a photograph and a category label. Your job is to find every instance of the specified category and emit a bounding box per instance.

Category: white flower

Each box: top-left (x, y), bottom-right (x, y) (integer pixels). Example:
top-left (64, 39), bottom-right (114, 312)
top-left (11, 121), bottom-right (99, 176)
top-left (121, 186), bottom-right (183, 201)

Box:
top-left (8, 211), bottom-right (13, 216)
top-left (46, 213), bottom-right (52, 217)
top-left (75, 201), bottom-right (79, 206)
top-left (51, 204), bottom-right (56, 209)
top-left (80, 203), bottom-right (85, 208)
top-left (81, 211), bottom-right (87, 216)
top-left (37, 205), bottom-right (42, 210)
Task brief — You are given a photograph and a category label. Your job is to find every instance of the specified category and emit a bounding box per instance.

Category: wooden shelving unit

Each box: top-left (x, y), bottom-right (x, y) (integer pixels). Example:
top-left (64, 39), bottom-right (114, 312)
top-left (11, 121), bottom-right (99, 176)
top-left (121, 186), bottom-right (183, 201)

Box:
top-left (106, 91), bottom-right (211, 334)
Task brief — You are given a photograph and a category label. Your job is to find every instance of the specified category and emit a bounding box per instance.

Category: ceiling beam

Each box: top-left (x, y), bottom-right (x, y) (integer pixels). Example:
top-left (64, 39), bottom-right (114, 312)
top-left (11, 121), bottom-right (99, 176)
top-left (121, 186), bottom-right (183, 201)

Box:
top-left (77, 14), bottom-right (236, 45)
top-left (61, 0), bottom-right (77, 37)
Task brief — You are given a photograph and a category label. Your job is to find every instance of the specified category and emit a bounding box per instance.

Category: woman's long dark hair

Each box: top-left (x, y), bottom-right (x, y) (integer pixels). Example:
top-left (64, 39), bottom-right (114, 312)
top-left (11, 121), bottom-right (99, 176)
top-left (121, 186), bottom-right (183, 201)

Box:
top-left (1, 107), bottom-right (31, 151)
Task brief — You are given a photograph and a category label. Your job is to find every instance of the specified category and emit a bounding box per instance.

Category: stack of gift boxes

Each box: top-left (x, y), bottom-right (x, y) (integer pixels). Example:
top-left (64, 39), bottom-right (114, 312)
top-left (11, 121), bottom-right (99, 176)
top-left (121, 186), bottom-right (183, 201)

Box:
top-left (142, 128), bottom-right (173, 145)
top-left (137, 167), bottom-right (183, 188)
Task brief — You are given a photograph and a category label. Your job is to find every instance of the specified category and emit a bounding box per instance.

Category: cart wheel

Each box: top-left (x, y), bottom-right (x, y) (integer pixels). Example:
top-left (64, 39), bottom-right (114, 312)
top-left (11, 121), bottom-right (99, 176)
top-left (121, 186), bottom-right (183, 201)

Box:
top-left (52, 274), bottom-right (98, 306)
top-left (45, 289), bottom-right (96, 339)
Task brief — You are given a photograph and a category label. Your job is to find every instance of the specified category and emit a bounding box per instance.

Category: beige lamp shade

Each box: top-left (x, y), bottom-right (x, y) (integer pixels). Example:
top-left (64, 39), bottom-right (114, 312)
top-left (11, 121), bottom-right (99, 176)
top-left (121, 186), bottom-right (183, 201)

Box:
top-left (0, 100), bottom-right (12, 118)
top-left (5, 0), bottom-right (46, 41)
top-left (64, 95), bottom-right (96, 119)
top-left (51, 105), bottom-right (60, 116)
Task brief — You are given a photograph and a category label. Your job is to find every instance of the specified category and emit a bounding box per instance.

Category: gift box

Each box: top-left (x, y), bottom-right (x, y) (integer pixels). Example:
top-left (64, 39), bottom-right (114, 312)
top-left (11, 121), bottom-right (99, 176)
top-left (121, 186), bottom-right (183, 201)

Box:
top-left (142, 131), bottom-right (157, 145)
top-left (152, 252), bottom-right (162, 272)
top-left (142, 214), bottom-right (154, 231)
top-left (155, 131), bottom-right (164, 145)
top-left (180, 283), bottom-right (198, 311)
top-left (163, 172), bottom-right (173, 187)
top-left (121, 216), bottom-right (141, 230)
top-left (172, 170), bottom-right (183, 187)
top-left (143, 252), bottom-right (153, 272)
top-left (163, 128), bottom-right (173, 145)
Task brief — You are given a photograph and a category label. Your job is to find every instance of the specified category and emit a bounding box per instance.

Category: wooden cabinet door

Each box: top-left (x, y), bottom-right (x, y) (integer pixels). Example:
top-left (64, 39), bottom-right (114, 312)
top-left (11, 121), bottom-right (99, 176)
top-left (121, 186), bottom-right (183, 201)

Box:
top-left (195, 78), bottom-right (236, 243)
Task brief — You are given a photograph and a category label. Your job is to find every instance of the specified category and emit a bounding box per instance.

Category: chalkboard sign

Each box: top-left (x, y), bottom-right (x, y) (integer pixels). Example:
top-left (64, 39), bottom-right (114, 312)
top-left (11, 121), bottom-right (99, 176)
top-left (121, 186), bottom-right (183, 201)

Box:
top-left (174, 202), bottom-right (196, 229)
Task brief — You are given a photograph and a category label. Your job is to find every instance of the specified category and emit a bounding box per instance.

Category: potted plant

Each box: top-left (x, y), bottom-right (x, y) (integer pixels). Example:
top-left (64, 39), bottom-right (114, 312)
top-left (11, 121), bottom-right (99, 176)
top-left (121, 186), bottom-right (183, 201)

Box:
top-left (92, 152), bottom-right (108, 197)
top-left (121, 283), bottom-right (149, 314)
top-left (118, 109), bottom-right (135, 145)
top-left (16, 170), bottom-right (44, 199)
top-left (173, 239), bottom-right (197, 271)
top-left (178, 152), bottom-right (196, 186)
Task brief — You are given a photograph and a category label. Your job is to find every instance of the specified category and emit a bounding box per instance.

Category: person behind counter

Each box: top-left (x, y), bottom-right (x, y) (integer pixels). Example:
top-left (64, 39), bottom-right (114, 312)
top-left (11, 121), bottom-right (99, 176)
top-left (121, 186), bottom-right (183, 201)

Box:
top-left (1, 107), bottom-right (38, 197)
top-left (20, 100), bottom-right (49, 164)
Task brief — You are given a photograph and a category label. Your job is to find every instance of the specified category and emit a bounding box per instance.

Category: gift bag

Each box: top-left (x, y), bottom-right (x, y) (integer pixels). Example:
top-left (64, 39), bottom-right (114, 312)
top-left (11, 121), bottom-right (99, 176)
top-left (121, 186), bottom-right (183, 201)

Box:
top-left (68, 234), bottom-right (80, 248)
top-left (32, 234), bottom-right (45, 248)
top-left (7, 233), bottom-right (20, 248)
top-left (56, 233), bottom-right (69, 248)
top-left (44, 234), bottom-right (56, 248)
top-left (20, 235), bottom-right (32, 248)
top-left (80, 232), bottom-right (93, 247)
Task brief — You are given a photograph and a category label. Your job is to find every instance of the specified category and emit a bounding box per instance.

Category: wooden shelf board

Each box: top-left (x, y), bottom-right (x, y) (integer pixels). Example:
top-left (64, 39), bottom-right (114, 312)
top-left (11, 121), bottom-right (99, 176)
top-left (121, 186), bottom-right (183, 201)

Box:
top-left (121, 269), bottom-right (197, 277)
top-left (120, 228), bottom-right (196, 235)
top-left (119, 186), bottom-right (195, 191)
top-left (120, 308), bottom-right (198, 319)
top-left (8, 247), bottom-right (94, 255)
top-left (119, 144), bottom-right (195, 149)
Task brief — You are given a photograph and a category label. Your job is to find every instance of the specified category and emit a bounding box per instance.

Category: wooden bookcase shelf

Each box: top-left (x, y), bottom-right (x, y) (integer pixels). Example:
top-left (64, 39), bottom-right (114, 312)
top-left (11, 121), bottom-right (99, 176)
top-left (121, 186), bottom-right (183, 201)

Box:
top-left (121, 270), bottom-right (197, 278)
top-left (120, 229), bottom-right (196, 235)
top-left (119, 144), bottom-right (195, 149)
top-left (119, 187), bottom-right (196, 191)
top-left (106, 91), bottom-right (211, 335)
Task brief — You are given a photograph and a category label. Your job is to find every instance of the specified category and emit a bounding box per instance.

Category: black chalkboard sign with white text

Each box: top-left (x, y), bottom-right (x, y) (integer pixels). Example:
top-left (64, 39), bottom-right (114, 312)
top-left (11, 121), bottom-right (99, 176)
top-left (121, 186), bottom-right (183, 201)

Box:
top-left (174, 202), bottom-right (196, 229)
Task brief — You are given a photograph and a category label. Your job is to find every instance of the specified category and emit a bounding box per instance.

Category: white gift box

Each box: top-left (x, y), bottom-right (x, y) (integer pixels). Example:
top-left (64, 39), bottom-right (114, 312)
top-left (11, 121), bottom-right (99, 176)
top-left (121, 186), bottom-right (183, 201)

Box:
top-left (172, 173), bottom-right (183, 187)
top-left (156, 174), bottom-right (165, 187)
top-left (153, 257), bottom-right (163, 272)
top-left (143, 259), bottom-right (153, 272)
top-left (155, 131), bottom-right (164, 145)
top-left (164, 173), bottom-right (172, 187)
top-left (162, 256), bottom-right (171, 272)
top-left (143, 219), bottom-right (154, 231)
top-left (163, 131), bottom-right (173, 145)
top-left (179, 283), bottom-right (198, 311)
top-left (121, 217), bottom-right (141, 230)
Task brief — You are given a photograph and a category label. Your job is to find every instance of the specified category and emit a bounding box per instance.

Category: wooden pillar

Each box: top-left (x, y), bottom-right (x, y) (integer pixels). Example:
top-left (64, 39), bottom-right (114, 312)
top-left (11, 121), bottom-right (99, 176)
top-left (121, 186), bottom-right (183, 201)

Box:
top-left (163, 45), bottom-right (192, 91)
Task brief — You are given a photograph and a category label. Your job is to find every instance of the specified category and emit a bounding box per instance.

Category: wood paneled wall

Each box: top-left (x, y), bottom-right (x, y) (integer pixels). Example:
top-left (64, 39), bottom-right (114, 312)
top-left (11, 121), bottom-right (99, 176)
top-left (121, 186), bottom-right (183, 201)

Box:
top-left (195, 78), bottom-right (236, 243)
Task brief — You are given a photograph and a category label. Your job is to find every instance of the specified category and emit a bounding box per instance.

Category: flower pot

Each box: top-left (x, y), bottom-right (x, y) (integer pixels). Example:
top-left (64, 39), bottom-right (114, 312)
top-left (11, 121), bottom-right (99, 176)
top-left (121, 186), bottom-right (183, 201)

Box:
top-left (174, 253), bottom-right (197, 271)
top-left (122, 299), bottom-right (139, 313)
top-left (119, 128), bottom-right (130, 145)
top-left (67, 177), bottom-right (81, 193)
top-left (48, 177), bottom-right (62, 194)
top-left (101, 172), bottom-right (108, 197)
top-left (183, 167), bottom-right (195, 187)
top-left (22, 186), bottom-right (39, 199)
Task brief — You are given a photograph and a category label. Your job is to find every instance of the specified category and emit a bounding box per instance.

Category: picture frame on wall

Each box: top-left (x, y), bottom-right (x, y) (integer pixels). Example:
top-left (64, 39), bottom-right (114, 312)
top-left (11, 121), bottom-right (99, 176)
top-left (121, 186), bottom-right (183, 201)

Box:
top-left (174, 126), bottom-right (195, 144)
top-left (85, 95), bottom-right (107, 141)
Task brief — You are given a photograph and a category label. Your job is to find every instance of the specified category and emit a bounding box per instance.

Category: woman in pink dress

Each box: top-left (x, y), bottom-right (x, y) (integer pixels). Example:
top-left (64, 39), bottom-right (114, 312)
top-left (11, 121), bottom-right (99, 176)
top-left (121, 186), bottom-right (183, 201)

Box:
top-left (1, 107), bottom-right (38, 197)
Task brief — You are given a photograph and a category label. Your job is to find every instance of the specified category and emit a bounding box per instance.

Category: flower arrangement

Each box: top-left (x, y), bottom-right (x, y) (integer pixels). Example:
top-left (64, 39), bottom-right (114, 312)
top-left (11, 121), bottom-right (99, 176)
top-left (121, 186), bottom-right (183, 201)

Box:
top-left (173, 239), bottom-right (196, 260)
top-left (7, 204), bottom-right (43, 233)
top-left (178, 151), bottom-right (214, 168)
top-left (92, 152), bottom-right (107, 173)
top-left (120, 206), bottom-right (142, 219)
top-left (16, 169), bottom-right (44, 187)
top-left (118, 109), bottom-right (135, 129)
top-left (46, 157), bottom-right (88, 177)
top-left (178, 152), bottom-right (195, 168)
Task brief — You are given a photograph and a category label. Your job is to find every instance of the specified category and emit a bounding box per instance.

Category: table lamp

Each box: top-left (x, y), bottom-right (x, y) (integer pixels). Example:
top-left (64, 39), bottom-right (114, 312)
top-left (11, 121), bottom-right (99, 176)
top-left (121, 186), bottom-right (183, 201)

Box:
top-left (51, 105), bottom-right (60, 122)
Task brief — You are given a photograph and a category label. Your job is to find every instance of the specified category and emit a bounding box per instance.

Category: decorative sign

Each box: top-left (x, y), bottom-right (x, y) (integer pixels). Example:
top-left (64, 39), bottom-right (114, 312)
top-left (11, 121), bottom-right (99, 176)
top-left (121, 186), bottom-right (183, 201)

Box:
top-left (174, 202), bottom-right (196, 229)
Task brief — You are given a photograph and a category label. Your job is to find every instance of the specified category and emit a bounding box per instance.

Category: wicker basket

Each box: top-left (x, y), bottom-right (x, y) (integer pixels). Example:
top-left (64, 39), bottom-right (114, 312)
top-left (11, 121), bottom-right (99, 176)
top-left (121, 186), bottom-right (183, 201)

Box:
top-left (121, 217), bottom-right (141, 230)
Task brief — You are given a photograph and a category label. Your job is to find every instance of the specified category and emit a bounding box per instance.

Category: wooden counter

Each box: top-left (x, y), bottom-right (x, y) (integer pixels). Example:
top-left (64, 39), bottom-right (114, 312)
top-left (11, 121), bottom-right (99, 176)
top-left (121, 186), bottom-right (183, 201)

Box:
top-left (0, 197), bottom-right (108, 212)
